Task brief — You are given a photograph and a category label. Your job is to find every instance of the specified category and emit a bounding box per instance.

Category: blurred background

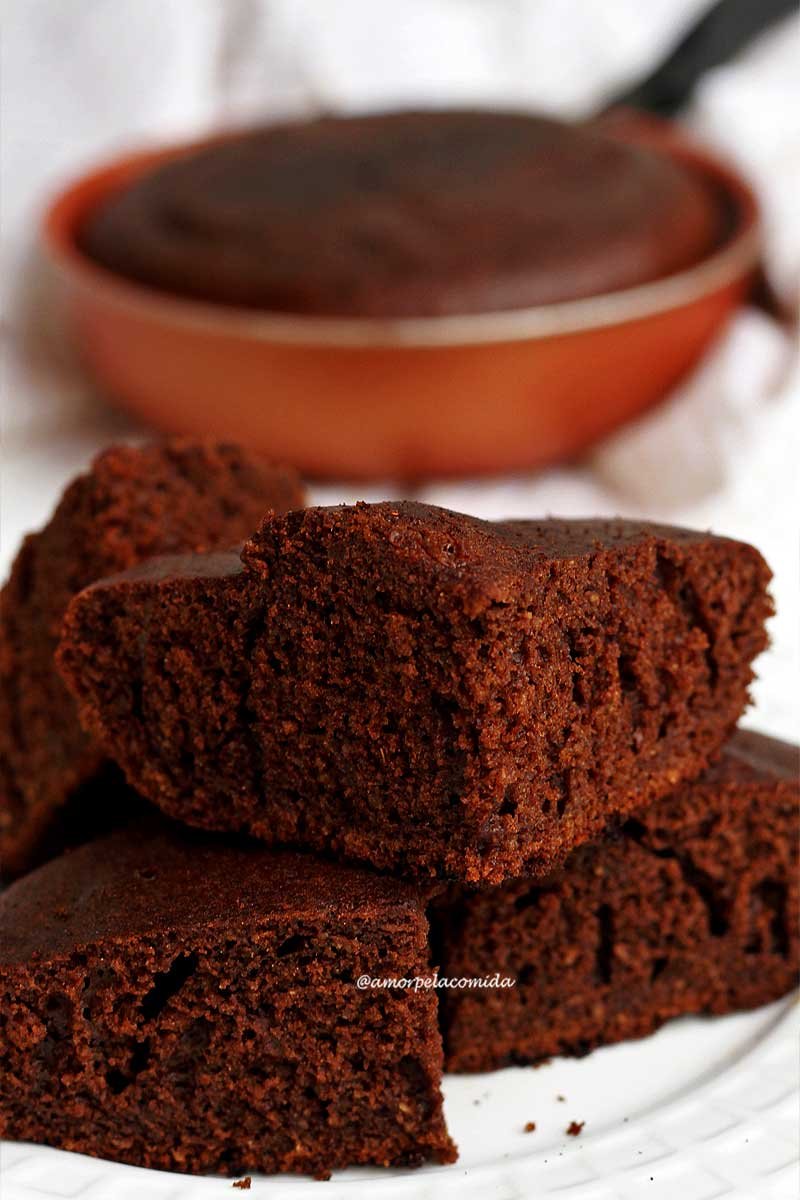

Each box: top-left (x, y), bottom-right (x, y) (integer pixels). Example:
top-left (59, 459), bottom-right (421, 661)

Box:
top-left (2, 0), bottom-right (798, 737)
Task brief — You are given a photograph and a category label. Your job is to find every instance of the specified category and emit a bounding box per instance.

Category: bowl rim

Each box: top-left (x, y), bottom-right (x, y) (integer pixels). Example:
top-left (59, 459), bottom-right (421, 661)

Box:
top-left (42, 123), bottom-right (761, 349)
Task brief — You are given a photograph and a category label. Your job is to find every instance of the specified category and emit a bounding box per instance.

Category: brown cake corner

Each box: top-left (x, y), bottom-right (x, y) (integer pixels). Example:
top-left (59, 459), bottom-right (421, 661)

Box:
top-left (0, 440), bottom-right (304, 879)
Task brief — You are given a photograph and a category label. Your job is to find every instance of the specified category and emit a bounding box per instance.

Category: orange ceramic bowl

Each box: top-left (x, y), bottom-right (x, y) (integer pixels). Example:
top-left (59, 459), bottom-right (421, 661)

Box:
top-left (43, 114), bottom-right (759, 480)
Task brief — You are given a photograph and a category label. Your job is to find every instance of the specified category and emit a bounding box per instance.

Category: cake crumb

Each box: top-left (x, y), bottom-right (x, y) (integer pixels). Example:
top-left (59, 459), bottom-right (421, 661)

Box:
top-left (232, 1178), bottom-right (251, 1190)
top-left (523, 1121), bottom-right (536, 1133)
top-left (566, 1120), bottom-right (584, 1137)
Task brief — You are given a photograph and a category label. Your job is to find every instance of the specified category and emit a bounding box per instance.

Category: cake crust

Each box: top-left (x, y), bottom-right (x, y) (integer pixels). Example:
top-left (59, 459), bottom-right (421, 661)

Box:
top-left (58, 502), bottom-right (772, 883)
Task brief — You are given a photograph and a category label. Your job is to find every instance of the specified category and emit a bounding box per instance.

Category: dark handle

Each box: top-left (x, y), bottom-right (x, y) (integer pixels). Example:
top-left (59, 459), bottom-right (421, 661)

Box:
top-left (605, 0), bottom-right (796, 116)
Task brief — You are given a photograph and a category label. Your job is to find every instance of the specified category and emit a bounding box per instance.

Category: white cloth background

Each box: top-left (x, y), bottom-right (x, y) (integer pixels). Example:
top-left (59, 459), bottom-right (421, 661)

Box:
top-left (2, 0), bottom-right (798, 739)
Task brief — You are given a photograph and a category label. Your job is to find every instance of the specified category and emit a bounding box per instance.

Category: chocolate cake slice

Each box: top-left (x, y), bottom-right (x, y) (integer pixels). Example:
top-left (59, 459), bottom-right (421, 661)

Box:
top-left (58, 502), bottom-right (771, 883)
top-left (435, 731), bottom-right (799, 1072)
top-left (0, 824), bottom-right (455, 1176)
top-left (0, 441), bottom-right (304, 878)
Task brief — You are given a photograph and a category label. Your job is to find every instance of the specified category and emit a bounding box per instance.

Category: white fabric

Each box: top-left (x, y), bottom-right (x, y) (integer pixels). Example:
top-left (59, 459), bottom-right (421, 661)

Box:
top-left (2, 1), bottom-right (798, 740)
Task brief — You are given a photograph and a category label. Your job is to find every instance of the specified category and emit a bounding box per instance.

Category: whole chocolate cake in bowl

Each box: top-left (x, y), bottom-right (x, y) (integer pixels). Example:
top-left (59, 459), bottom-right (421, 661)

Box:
top-left (45, 108), bottom-right (759, 478)
top-left (78, 111), bottom-right (723, 318)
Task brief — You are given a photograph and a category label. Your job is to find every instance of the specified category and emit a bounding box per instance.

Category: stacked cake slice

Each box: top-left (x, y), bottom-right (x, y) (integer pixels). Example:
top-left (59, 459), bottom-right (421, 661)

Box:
top-left (435, 729), bottom-right (798, 1070)
top-left (0, 440), bottom-right (305, 879)
top-left (0, 824), bottom-right (455, 1176)
top-left (56, 502), bottom-right (773, 881)
top-left (1, 467), bottom-right (797, 1178)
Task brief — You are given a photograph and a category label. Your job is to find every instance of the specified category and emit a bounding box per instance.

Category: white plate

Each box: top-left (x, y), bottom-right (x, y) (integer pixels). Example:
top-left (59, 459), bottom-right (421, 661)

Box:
top-left (3, 994), bottom-right (797, 1200)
